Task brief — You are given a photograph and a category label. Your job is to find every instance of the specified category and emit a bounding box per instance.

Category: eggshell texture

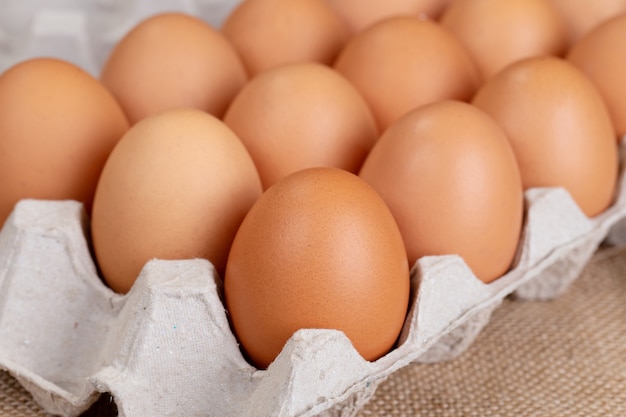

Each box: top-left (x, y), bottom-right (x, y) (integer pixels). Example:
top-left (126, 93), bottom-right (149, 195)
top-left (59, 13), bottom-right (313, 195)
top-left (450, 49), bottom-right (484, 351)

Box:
top-left (567, 13), bottom-right (626, 139)
top-left (224, 167), bottom-right (410, 369)
top-left (545, 0), bottom-right (626, 46)
top-left (100, 12), bottom-right (247, 125)
top-left (359, 101), bottom-right (523, 283)
top-left (221, 0), bottom-right (349, 76)
top-left (440, 0), bottom-right (567, 80)
top-left (223, 63), bottom-right (378, 190)
top-left (0, 57), bottom-right (129, 226)
top-left (323, 0), bottom-right (452, 33)
top-left (333, 16), bottom-right (480, 132)
top-left (91, 109), bottom-right (262, 294)
top-left (472, 56), bottom-right (618, 218)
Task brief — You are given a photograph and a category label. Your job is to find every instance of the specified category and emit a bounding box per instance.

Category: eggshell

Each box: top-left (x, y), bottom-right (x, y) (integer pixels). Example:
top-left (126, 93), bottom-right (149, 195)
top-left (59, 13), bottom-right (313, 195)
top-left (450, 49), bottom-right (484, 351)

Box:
top-left (333, 16), bottom-right (480, 132)
top-left (100, 12), bottom-right (247, 125)
top-left (440, 0), bottom-right (567, 80)
top-left (567, 13), bottom-right (626, 139)
top-left (91, 109), bottom-right (262, 294)
top-left (359, 100), bottom-right (523, 283)
top-left (545, 0), bottom-right (626, 46)
top-left (221, 0), bottom-right (349, 76)
top-left (223, 62), bottom-right (378, 189)
top-left (323, 0), bottom-right (452, 33)
top-left (472, 56), bottom-right (618, 218)
top-left (0, 57), bottom-right (129, 227)
top-left (224, 167), bottom-right (410, 369)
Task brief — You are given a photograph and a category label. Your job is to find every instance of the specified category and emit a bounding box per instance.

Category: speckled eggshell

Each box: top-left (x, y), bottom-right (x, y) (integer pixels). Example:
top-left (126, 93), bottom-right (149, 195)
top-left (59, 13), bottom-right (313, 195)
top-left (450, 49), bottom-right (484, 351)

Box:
top-left (333, 16), bottom-right (480, 132)
top-left (0, 57), bottom-right (129, 226)
top-left (567, 13), bottom-right (626, 139)
top-left (224, 167), bottom-right (410, 369)
top-left (472, 56), bottom-right (619, 218)
top-left (100, 12), bottom-right (247, 125)
top-left (359, 100), bottom-right (524, 283)
top-left (223, 62), bottom-right (378, 190)
top-left (91, 109), bottom-right (262, 294)
top-left (221, 0), bottom-right (349, 76)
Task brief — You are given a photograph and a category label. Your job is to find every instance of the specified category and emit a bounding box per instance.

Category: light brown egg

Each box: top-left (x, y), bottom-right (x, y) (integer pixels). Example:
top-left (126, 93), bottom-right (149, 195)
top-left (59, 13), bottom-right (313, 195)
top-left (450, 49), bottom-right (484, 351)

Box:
top-left (100, 12), bottom-right (247, 125)
top-left (323, 0), bottom-right (452, 33)
top-left (333, 16), bottom-right (480, 132)
top-left (224, 167), bottom-right (410, 369)
top-left (359, 101), bottom-right (523, 283)
top-left (91, 109), bottom-right (262, 294)
top-left (472, 56), bottom-right (618, 218)
top-left (440, 0), bottom-right (567, 80)
top-left (221, 0), bottom-right (349, 76)
top-left (545, 0), bottom-right (626, 46)
top-left (223, 63), bottom-right (378, 190)
top-left (0, 57), bottom-right (129, 226)
top-left (567, 13), bottom-right (626, 139)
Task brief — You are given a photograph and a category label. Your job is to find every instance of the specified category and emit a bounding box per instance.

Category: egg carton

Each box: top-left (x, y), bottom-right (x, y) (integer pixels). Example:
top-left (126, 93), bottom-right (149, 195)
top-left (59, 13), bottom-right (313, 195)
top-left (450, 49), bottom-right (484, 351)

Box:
top-left (0, 136), bottom-right (624, 417)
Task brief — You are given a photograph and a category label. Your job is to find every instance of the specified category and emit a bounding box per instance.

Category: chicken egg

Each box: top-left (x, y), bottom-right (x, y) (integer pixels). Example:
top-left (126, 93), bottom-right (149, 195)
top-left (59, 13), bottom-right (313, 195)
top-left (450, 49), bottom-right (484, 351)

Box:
top-left (0, 57), bottom-right (129, 226)
top-left (91, 109), bottom-right (262, 293)
top-left (567, 13), bottom-right (626, 139)
top-left (221, 0), bottom-right (349, 76)
top-left (472, 56), bottom-right (618, 217)
top-left (101, 12), bottom-right (247, 125)
top-left (440, 0), bottom-right (567, 80)
top-left (333, 16), bottom-right (480, 132)
top-left (224, 167), bottom-right (410, 369)
top-left (223, 62), bottom-right (378, 190)
top-left (359, 100), bottom-right (524, 283)
top-left (323, 0), bottom-right (452, 33)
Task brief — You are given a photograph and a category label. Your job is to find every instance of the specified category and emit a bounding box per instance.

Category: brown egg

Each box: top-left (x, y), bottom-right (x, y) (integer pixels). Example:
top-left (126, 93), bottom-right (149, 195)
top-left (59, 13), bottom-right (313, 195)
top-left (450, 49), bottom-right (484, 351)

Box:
top-left (359, 101), bottom-right (523, 283)
top-left (545, 0), bottom-right (626, 46)
top-left (472, 56), bottom-right (618, 218)
top-left (223, 63), bottom-right (378, 190)
top-left (323, 0), bottom-right (452, 33)
top-left (440, 0), bottom-right (567, 80)
top-left (221, 0), bottom-right (349, 76)
top-left (224, 167), bottom-right (410, 369)
top-left (333, 16), bottom-right (480, 132)
top-left (100, 12), bottom-right (247, 125)
top-left (0, 57), bottom-right (129, 226)
top-left (91, 109), bottom-right (262, 294)
top-left (567, 13), bottom-right (626, 139)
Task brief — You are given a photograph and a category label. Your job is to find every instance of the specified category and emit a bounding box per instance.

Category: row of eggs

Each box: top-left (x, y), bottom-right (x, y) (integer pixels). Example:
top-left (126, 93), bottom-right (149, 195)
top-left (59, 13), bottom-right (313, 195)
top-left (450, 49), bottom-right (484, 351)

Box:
top-left (1, 0), bottom-right (625, 370)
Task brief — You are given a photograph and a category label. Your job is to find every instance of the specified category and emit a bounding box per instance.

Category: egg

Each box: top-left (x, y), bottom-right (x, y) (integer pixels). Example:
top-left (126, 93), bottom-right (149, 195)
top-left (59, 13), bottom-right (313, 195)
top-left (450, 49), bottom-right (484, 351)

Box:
top-left (440, 0), bottom-right (567, 80)
top-left (323, 0), bottom-right (452, 33)
top-left (545, 0), bottom-right (626, 46)
top-left (567, 13), bottom-right (626, 139)
top-left (333, 16), bottom-right (480, 132)
top-left (223, 62), bottom-right (378, 190)
top-left (91, 109), bottom-right (262, 294)
top-left (221, 0), bottom-right (349, 76)
top-left (359, 101), bottom-right (523, 283)
top-left (100, 12), bottom-right (247, 125)
top-left (224, 167), bottom-right (410, 369)
top-left (0, 57), bottom-right (129, 226)
top-left (472, 56), bottom-right (618, 217)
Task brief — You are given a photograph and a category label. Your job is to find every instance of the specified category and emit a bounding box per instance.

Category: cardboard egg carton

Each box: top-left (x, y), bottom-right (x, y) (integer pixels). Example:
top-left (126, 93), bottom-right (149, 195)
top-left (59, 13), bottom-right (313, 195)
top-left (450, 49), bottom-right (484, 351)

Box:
top-left (1, 137), bottom-right (625, 417)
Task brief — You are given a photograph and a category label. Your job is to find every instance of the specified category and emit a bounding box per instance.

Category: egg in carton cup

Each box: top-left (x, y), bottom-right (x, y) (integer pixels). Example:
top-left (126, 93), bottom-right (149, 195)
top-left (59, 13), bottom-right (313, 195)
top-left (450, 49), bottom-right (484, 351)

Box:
top-left (0, 135), bottom-right (624, 416)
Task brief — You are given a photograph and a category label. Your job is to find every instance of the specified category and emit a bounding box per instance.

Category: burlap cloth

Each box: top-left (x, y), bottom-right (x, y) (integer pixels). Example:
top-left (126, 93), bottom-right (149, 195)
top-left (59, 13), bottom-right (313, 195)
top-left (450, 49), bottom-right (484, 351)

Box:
top-left (2, 246), bottom-right (626, 417)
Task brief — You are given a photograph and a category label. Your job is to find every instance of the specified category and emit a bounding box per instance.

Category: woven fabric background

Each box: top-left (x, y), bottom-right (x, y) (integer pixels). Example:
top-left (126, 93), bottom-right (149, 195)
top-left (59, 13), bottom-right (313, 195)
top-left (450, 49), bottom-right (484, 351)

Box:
top-left (2, 246), bottom-right (626, 417)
